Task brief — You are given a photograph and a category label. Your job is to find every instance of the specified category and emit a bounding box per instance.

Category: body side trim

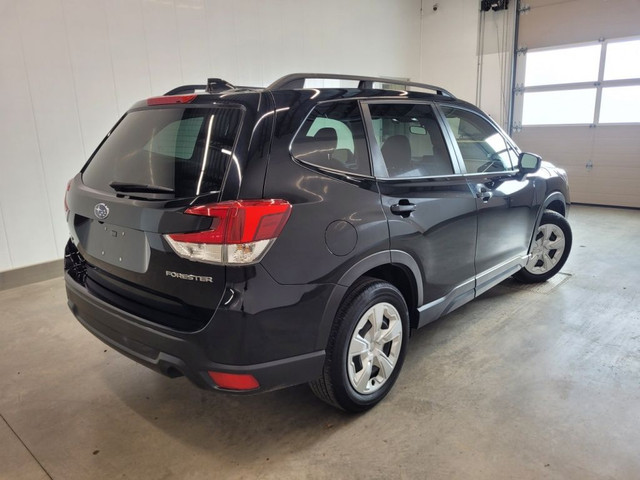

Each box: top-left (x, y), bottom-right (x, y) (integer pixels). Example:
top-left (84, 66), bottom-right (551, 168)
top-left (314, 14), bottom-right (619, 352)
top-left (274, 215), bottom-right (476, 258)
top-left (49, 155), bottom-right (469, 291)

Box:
top-left (417, 277), bottom-right (475, 328)
top-left (475, 254), bottom-right (529, 296)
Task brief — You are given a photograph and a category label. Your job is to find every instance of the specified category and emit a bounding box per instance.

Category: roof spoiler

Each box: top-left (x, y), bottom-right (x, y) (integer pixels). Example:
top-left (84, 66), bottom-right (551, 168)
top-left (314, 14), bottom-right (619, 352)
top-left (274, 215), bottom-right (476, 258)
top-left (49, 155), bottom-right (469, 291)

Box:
top-left (164, 78), bottom-right (236, 96)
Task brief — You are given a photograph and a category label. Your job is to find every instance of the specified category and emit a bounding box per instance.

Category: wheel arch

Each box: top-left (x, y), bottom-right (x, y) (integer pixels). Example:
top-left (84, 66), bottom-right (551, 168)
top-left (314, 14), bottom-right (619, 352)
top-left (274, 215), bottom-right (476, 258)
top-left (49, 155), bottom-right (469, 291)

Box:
top-left (315, 251), bottom-right (424, 350)
top-left (527, 191), bottom-right (568, 252)
top-left (544, 192), bottom-right (567, 217)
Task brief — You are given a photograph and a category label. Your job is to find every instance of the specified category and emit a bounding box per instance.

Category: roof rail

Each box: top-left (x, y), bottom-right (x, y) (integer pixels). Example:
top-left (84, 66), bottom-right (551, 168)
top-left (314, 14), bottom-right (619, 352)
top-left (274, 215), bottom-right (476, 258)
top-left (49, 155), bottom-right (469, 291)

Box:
top-left (266, 73), bottom-right (455, 98)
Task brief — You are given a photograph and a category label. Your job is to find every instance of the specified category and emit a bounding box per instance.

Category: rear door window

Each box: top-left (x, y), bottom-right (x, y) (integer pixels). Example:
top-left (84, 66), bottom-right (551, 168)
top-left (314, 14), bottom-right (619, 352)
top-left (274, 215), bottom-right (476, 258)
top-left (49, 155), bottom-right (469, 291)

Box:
top-left (290, 100), bottom-right (371, 176)
top-left (367, 103), bottom-right (454, 178)
top-left (83, 106), bottom-right (243, 198)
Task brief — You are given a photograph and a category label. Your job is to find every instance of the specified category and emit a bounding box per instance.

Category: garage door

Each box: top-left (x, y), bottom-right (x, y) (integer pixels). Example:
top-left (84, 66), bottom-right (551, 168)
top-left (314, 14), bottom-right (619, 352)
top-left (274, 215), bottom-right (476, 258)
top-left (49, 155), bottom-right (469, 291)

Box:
top-left (510, 0), bottom-right (640, 208)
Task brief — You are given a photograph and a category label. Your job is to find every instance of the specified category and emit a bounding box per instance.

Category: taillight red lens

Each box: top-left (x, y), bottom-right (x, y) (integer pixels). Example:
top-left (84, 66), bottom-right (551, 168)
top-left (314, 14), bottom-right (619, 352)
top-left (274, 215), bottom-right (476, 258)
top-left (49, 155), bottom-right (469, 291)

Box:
top-left (146, 94), bottom-right (197, 106)
top-left (208, 371), bottom-right (259, 390)
top-left (164, 199), bottom-right (292, 265)
top-left (171, 200), bottom-right (291, 245)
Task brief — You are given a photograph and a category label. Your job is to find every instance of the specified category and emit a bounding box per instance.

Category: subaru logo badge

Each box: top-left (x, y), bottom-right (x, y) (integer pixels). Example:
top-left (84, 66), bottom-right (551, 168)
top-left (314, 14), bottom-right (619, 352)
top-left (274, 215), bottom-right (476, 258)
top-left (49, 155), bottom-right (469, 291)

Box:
top-left (94, 203), bottom-right (110, 220)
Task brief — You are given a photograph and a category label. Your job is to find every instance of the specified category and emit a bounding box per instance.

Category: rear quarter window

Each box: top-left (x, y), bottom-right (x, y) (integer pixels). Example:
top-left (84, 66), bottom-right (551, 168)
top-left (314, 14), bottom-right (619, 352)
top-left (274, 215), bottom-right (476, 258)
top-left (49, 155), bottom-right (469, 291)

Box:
top-left (290, 101), bottom-right (371, 176)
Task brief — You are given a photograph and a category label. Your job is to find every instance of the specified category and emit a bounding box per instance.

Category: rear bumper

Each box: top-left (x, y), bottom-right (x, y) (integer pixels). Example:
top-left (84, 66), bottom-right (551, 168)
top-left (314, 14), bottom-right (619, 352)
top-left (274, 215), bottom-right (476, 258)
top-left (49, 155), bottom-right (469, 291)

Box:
top-left (65, 272), bottom-right (325, 393)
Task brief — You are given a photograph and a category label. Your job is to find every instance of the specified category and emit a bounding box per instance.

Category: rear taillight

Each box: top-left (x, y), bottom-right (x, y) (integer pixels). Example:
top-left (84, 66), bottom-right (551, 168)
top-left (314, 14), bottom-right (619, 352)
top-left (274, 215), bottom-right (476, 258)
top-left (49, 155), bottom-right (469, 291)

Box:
top-left (64, 179), bottom-right (71, 214)
top-left (164, 199), bottom-right (291, 265)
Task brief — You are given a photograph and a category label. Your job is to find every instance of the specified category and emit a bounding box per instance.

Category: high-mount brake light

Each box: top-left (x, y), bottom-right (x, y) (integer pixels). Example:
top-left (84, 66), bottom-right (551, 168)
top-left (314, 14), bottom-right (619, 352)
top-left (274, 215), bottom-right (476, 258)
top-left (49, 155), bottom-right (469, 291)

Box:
top-left (146, 94), bottom-right (197, 106)
top-left (164, 199), bottom-right (292, 265)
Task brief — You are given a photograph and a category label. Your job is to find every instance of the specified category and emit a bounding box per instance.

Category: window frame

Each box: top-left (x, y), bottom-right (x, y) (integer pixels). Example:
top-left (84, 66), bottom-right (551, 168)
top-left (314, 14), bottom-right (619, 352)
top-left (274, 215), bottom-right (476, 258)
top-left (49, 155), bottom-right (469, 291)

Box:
top-left (437, 104), bottom-right (521, 177)
top-left (360, 99), bottom-right (464, 180)
top-left (514, 35), bottom-right (640, 128)
top-left (289, 98), bottom-right (374, 178)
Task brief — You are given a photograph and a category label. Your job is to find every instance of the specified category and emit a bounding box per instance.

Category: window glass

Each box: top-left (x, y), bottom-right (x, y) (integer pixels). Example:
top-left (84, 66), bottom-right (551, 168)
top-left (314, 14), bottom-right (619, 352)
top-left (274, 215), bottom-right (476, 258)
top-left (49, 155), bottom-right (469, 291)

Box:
top-left (517, 38), bottom-right (640, 127)
top-left (524, 45), bottom-right (601, 87)
top-left (143, 117), bottom-right (203, 160)
top-left (291, 101), bottom-right (370, 175)
top-left (599, 86), bottom-right (640, 123)
top-left (83, 106), bottom-right (242, 198)
top-left (368, 103), bottom-right (453, 178)
top-left (441, 107), bottom-right (516, 173)
top-left (522, 89), bottom-right (596, 125)
top-left (604, 40), bottom-right (640, 81)
top-left (306, 117), bottom-right (355, 152)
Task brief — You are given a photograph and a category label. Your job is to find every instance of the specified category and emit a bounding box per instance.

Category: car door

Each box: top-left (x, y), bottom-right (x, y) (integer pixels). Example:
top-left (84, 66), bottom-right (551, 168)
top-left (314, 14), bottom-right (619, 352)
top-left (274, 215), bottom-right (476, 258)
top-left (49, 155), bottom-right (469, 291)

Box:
top-left (362, 101), bottom-right (478, 327)
top-left (438, 105), bottom-right (539, 294)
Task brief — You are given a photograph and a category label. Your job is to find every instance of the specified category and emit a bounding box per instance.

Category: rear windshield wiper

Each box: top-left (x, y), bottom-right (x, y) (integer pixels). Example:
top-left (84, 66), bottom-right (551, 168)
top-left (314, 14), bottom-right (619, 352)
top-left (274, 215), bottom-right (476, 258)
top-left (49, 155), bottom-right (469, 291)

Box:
top-left (109, 181), bottom-right (175, 194)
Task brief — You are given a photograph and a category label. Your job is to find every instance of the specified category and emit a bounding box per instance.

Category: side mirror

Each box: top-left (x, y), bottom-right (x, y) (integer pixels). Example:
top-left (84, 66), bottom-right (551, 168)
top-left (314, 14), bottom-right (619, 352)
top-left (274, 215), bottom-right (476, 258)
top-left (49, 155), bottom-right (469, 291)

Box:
top-left (518, 152), bottom-right (542, 175)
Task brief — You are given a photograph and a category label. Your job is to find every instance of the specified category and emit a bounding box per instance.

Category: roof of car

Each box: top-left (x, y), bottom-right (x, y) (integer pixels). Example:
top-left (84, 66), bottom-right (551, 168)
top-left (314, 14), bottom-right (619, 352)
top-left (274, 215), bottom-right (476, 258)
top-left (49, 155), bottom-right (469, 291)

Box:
top-left (163, 73), bottom-right (455, 98)
top-left (139, 73), bottom-right (482, 113)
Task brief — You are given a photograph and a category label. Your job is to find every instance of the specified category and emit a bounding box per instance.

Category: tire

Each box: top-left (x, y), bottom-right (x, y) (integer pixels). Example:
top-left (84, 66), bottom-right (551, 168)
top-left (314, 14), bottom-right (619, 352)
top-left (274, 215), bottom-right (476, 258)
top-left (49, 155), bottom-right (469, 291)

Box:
top-left (513, 210), bottom-right (572, 284)
top-left (309, 277), bottom-right (409, 412)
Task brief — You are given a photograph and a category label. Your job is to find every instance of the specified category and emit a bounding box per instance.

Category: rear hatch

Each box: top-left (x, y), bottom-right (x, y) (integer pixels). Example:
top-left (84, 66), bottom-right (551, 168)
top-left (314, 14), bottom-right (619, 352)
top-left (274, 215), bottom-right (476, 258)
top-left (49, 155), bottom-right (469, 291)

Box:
top-left (66, 100), bottom-right (245, 332)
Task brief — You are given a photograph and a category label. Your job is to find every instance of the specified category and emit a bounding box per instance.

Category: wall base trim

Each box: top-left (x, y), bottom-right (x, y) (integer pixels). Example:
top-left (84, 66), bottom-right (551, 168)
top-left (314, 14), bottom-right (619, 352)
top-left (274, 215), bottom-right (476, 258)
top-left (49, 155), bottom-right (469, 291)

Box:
top-left (0, 259), bottom-right (63, 291)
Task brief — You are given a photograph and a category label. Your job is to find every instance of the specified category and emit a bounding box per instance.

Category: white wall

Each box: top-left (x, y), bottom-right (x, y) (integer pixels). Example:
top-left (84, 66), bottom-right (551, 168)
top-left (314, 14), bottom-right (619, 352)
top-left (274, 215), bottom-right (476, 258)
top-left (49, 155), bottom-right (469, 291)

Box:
top-left (0, 0), bottom-right (421, 272)
top-left (420, 0), bottom-right (480, 104)
top-left (419, 0), bottom-right (515, 129)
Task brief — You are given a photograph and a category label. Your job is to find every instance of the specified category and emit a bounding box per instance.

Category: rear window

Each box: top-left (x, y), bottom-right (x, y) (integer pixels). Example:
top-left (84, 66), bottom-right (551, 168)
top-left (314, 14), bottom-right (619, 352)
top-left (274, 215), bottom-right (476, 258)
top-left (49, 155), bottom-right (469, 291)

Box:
top-left (83, 106), bottom-right (243, 198)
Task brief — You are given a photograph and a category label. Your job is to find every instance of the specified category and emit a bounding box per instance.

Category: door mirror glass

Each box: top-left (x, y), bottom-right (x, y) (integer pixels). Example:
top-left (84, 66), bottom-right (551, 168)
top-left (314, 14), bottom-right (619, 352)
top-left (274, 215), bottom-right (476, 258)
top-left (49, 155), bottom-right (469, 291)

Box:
top-left (518, 152), bottom-right (542, 173)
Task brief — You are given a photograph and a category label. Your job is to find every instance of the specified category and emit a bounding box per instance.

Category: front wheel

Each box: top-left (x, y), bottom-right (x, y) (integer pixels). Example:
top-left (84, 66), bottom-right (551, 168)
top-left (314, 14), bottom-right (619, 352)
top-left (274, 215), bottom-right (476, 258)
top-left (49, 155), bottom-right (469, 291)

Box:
top-left (514, 210), bottom-right (572, 283)
top-left (310, 278), bottom-right (409, 412)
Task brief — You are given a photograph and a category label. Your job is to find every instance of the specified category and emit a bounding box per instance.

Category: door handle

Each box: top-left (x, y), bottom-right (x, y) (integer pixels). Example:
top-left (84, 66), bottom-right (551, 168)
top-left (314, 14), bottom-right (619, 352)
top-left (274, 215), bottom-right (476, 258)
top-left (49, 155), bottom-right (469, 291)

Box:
top-left (390, 201), bottom-right (416, 217)
top-left (479, 191), bottom-right (493, 202)
top-left (475, 184), bottom-right (493, 203)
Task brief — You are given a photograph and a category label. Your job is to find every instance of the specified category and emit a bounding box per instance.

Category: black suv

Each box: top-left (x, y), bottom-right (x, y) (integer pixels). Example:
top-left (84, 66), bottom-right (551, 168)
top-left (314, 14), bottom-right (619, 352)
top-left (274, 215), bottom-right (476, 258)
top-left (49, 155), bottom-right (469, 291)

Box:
top-left (64, 73), bottom-right (572, 412)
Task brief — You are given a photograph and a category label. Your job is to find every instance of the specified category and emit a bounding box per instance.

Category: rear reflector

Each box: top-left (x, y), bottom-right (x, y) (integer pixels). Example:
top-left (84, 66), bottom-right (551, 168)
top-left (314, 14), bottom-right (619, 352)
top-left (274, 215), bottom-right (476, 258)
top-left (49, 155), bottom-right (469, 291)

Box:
top-left (164, 199), bottom-right (291, 265)
top-left (208, 371), bottom-right (260, 390)
top-left (146, 94), bottom-right (197, 106)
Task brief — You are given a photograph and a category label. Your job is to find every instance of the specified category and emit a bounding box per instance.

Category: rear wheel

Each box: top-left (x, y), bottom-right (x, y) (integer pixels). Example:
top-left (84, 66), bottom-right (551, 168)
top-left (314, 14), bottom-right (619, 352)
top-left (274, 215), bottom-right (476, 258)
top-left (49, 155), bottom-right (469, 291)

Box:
top-left (514, 210), bottom-right (572, 283)
top-left (310, 277), bottom-right (409, 412)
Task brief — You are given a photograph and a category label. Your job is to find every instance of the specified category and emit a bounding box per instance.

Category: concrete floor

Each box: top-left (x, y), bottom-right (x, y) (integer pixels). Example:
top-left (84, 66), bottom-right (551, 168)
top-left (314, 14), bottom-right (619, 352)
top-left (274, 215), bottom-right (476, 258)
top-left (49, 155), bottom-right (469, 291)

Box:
top-left (1, 204), bottom-right (639, 480)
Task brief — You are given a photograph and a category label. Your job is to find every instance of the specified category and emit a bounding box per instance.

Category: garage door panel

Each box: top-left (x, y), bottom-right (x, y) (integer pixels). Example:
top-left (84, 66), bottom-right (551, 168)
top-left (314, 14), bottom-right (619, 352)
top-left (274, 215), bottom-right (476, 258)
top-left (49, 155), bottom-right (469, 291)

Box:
top-left (513, 128), bottom-right (594, 163)
top-left (520, 0), bottom-right (640, 50)
top-left (516, 127), bottom-right (640, 170)
top-left (592, 126), bottom-right (640, 160)
top-left (513, 1), bottom-right (640, 208)
top-left (573, 192), bottom-right (640, 208)
top-left (515, 126), bottom-right (640, 207)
